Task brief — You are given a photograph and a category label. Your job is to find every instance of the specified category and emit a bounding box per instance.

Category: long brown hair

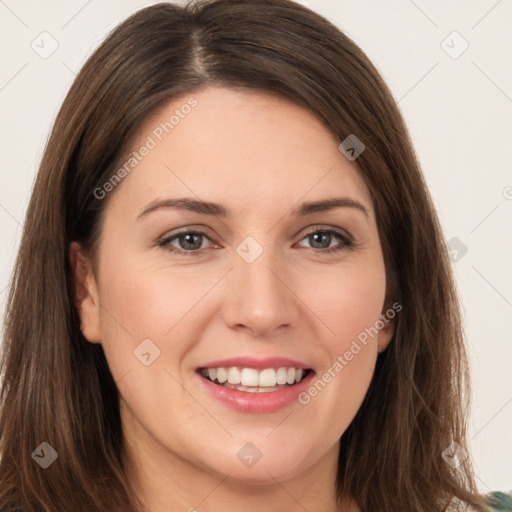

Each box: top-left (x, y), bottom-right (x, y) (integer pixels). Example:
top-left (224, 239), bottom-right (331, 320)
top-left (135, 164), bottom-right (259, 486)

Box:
top-left (0, 1), bottom-right (490, 510)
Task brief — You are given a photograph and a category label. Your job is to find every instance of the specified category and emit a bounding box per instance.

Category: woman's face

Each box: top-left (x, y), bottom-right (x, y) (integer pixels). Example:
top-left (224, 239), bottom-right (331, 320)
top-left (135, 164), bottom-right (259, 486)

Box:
top-left (75, 86), bottom-right (394, 486)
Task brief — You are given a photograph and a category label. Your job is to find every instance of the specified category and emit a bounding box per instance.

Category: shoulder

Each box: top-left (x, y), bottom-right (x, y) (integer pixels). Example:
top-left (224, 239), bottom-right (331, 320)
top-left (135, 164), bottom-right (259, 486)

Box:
top-left (447, 491), bottom-right (512, 512)
top-left (486, 491), bottom-right (512, 511)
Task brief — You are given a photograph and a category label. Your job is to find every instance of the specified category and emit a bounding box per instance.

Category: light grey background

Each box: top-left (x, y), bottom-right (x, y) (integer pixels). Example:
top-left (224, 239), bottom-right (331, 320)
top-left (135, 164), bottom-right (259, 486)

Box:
top-left (0, 0), bottom-right (511, 493)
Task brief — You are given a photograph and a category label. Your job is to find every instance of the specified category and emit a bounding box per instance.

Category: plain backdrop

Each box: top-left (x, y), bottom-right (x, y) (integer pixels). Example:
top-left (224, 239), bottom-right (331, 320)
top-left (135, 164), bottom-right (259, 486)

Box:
top-left (0, 0), bottom-right (511, 494)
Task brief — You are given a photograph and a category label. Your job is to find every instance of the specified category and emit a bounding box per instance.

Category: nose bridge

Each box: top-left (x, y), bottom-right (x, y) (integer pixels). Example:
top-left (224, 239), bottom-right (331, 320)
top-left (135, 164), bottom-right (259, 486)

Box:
top-left (223, 236), bottom-right (299, 336)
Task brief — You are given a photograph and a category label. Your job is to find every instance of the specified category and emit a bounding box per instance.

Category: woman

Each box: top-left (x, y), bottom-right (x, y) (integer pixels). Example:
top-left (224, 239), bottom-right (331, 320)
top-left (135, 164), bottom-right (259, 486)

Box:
top-left (0, 1), bottom-right (510, 510)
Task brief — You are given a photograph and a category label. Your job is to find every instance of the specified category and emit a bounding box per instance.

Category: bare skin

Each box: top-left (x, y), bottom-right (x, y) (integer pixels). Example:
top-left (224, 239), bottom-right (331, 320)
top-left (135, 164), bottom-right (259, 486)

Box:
top-left (71, 86), bottom-right (395, 512)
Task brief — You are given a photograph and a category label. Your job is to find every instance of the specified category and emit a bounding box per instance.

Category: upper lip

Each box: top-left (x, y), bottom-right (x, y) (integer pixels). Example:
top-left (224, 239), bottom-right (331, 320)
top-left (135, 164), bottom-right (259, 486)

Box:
top-left (197, 356), bottom-right (312, 371)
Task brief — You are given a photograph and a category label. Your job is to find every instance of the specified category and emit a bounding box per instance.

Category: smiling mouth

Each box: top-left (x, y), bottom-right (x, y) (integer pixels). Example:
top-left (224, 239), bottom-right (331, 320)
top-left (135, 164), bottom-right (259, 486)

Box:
top-left (197, 366), bottom-right (312, 393)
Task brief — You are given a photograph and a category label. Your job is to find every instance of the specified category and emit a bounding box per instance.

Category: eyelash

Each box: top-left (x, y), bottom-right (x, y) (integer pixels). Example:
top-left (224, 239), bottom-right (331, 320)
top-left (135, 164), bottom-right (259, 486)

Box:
top-left (157, 227), bottom-right (354, 256)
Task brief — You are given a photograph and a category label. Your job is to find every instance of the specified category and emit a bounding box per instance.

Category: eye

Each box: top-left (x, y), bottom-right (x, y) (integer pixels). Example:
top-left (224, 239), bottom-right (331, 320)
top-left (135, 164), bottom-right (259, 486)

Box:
top-left (158, 230), bottom-right (213, 254)
top-left (296, 228), bottom-right (353, 253)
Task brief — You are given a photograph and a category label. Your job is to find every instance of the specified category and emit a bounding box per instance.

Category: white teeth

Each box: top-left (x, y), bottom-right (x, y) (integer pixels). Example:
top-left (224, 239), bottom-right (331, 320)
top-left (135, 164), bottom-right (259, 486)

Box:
top-left (259, 368), bottom-right (277, 387)
top-left (200, 366), bottom-right (309, 389)
top-left (240, 368), bottom-right (259, 387)
top-left (276, 367), bottom-right (288, 385)
top-left (216, 367), bottom-right (228, 383)
top-left (227, 367), bottom-right (241, 385)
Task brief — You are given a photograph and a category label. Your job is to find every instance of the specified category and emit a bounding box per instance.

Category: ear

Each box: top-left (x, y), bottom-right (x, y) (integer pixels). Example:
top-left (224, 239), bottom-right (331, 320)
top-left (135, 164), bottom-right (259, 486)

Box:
top-left (69, 241), bottom-right (102, 343)
top-left (377, 296), bottom-right (399, 353)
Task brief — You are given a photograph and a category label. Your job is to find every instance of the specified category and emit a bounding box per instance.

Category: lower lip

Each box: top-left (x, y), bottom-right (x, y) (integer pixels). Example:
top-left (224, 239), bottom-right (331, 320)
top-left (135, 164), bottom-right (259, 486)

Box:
top-left (197, 371), bottom-right (315, 413)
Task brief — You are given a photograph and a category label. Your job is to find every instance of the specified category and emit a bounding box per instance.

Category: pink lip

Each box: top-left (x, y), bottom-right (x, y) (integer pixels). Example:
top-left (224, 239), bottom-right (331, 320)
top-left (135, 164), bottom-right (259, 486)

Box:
top-left (198, 356), bottom-right (311, 370)
top-left (197, 370), bottom-right (314, 413)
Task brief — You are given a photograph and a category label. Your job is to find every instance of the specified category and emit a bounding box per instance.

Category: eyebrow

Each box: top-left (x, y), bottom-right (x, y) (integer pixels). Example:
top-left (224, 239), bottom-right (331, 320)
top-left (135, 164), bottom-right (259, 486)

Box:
top-left (137, 196), bottom-right (370, 220)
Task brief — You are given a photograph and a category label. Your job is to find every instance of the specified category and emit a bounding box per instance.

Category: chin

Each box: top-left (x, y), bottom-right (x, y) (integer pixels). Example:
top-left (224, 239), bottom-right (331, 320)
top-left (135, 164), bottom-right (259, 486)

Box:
top-left (196, 439), bottom-right (315, 484)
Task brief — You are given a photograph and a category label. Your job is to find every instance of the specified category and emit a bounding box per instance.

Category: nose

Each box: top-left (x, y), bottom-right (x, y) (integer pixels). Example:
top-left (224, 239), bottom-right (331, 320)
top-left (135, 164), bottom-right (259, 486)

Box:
top-left (222, 246), bottom-right (301, 339)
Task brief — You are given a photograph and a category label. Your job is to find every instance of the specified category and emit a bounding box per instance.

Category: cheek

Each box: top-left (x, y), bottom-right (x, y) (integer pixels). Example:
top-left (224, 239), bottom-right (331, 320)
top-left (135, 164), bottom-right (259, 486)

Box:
top-left (305, 258), bottom-right (387, 348)
top-left (93, 252), bottom-right (197, 377)
top-left (296, 259), bottom-right (386, 425)
top-left (98, 230), bottom-right (218, 326)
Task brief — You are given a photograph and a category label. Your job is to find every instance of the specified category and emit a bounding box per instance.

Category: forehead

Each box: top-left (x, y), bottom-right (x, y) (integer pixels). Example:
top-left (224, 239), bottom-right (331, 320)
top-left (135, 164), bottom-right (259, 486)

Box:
top-left (106, 86), bottom-right (373, 218)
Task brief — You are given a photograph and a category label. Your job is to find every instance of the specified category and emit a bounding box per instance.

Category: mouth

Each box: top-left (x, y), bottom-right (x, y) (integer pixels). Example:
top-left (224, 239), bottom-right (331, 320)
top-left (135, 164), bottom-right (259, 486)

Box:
top-left (195, 356), bottom-right (316, 413)
top-left (196, 366), bottom-right (313, 393)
